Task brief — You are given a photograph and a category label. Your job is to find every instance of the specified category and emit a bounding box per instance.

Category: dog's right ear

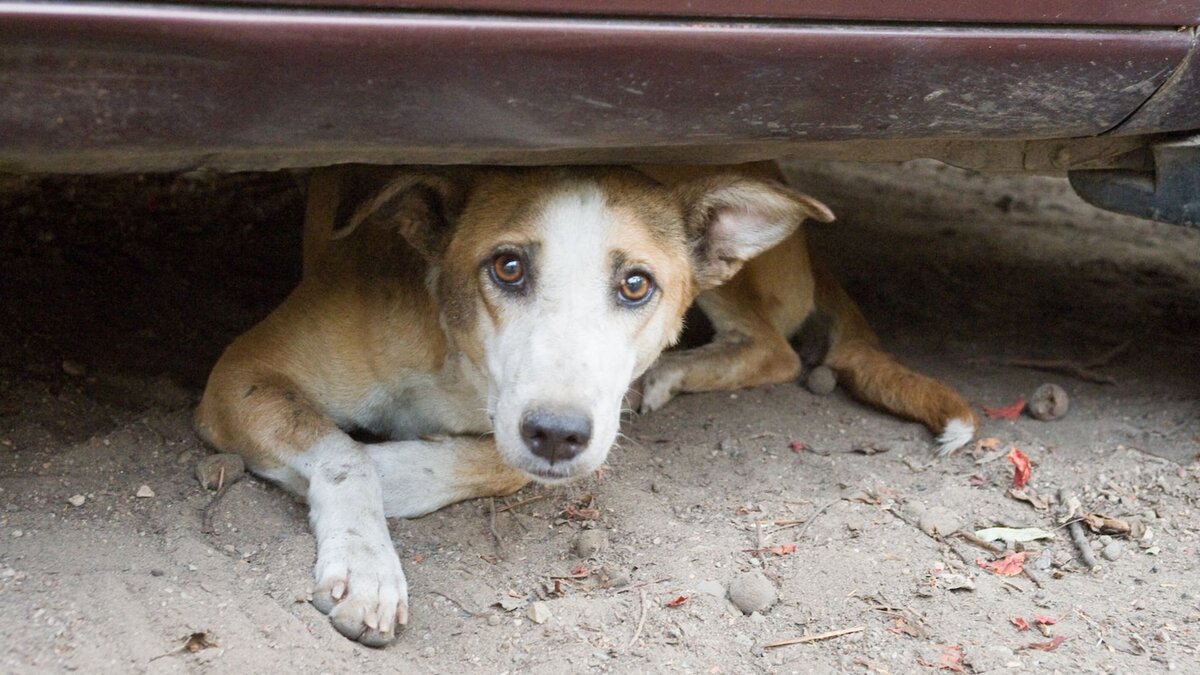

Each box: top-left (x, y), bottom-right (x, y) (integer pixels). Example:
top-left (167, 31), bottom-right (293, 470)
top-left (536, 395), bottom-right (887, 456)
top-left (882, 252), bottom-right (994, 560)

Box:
top-left (329, 168), bottom-right (471, 260)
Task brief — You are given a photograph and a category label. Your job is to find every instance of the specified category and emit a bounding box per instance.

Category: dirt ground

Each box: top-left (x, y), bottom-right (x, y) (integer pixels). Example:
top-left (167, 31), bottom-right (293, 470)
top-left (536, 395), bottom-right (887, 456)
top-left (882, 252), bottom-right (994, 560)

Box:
top-left (1, 160), bottom-right (1198, 674)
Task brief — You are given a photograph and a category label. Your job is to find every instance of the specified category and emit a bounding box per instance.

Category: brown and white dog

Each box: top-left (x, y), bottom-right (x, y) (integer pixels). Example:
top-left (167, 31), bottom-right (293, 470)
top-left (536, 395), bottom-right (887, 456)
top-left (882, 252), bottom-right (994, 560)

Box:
top-left (195, 162), bottom-right (974, 646)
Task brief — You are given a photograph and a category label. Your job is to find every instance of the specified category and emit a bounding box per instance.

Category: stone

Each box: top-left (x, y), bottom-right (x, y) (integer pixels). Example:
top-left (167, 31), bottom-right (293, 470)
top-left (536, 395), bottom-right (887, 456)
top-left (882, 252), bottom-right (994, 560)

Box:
top-left (66, 494), bottom-right (86, 507)
top-left (572, 529), bottom-right (607, 558)
top-left (1102, 541), bottom-right (1125, 561)
top-left (728, 571), bottom-right (777, 615)
top-left (805, 366), bottom-right (837, 396)
top-left (526, 601), bottom-right (552, 625)
top-left (1028, 383), bottom-right (1069, 421)
top-left (135, 485), bottom-right (155, 499)
top-left (918, 506), bottom-right (961, 537)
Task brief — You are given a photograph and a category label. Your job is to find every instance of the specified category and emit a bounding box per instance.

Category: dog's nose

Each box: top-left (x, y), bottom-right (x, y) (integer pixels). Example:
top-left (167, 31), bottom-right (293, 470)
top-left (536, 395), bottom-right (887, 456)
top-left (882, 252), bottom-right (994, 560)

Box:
top-left (520, 409), bottom-right (592, 464)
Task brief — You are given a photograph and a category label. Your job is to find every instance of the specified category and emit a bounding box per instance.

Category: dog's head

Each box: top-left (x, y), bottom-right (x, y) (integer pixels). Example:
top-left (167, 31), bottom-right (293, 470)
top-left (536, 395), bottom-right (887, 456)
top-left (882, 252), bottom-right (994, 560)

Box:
top-left (334, 166), bottom-right (832, 482)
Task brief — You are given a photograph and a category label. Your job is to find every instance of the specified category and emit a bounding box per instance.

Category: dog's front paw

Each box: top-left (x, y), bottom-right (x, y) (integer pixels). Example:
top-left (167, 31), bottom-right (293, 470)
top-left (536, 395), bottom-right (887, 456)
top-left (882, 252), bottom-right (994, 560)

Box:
top-left (638, 363), bottom-right (685, 414)
top-left (312, 535), bottom-right (408, 647)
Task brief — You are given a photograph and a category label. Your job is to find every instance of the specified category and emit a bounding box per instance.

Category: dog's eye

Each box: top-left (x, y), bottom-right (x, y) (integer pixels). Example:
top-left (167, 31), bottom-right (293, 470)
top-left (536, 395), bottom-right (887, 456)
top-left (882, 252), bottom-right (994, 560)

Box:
top-left (618, 271), bottom-right (654, 305)
top-left (490, 252), bottom-right (525, 286)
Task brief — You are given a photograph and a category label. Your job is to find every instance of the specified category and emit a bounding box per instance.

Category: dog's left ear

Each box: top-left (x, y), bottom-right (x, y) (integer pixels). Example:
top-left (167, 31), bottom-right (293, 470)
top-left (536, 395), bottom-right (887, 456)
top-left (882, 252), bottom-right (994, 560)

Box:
top-left (330, 168), bottom-right (472, 260)
top-left (676, 176), bottom-right (834, 290)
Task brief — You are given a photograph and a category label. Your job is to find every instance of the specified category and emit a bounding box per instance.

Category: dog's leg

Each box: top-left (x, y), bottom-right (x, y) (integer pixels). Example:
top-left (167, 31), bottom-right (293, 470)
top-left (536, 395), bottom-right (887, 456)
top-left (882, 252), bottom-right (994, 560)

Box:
top-left (639, 274), bottom-right (801, 413)
top-left (197, 373), bottom-right (527, 646)
top-left (812, 260), bottom-right (977, 456)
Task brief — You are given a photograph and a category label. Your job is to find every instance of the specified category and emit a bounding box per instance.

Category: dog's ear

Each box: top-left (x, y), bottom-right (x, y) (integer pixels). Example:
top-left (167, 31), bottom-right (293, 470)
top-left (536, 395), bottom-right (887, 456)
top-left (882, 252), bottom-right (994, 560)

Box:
top-left (676, 175), bottom-right (834, 290)
top-left (330, 168), bottom-right (471, 259)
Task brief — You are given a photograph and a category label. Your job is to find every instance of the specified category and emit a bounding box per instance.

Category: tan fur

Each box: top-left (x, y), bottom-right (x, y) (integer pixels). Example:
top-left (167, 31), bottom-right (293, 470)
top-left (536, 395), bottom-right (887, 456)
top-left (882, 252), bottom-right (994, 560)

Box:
top-left (636, 162), bottom-right (977, 443)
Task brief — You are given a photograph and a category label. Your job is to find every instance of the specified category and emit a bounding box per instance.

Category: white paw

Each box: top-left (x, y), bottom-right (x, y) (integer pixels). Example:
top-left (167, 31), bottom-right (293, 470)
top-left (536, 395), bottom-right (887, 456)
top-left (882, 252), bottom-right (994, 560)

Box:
top-left (311, 533), bottom-right (408, 647)
top-left (638, 364), bottom-right (685, 414)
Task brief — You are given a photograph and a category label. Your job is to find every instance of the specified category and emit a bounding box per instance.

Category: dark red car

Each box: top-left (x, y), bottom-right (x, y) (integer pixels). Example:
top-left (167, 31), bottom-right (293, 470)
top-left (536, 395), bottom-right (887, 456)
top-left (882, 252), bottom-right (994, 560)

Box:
top-left (2, 1), bottom-right (1198, 223)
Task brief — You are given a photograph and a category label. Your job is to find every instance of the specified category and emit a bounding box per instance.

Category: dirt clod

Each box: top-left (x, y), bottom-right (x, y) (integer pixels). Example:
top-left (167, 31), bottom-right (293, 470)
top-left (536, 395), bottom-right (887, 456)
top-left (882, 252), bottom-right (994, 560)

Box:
top-left (1102, 541), bottom-right (1125, 561)
top-left (1029, 383), bottom-right (1069, 421)
top-left (196, 453), bottom-right (246, 490)
top-left (135, 485), bottom-right (155, 498)
top-left (805, 366), bottom-right (837, 396)
top-left (66, 494), bottom-right (86, 507)
top-left (572, 529), bottom-right (608, 558)
top-left (729, 571), bottom-right (776, 615)
top-left (918, 506), bottom-right (961, 537)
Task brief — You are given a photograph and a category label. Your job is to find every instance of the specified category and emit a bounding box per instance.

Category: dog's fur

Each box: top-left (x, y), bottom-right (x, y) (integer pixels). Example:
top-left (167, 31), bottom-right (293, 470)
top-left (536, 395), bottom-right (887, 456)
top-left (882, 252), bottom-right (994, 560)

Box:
top-left (195, 162), bottom-right (974, 646)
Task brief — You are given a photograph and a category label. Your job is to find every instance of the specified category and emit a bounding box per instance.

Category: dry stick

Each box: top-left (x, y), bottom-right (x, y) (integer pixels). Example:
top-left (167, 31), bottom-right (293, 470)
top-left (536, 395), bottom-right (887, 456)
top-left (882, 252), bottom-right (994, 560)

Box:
top-left (795, 498), bottom-right (842, 543)
top-left (1000, 337), bottom-right (1133, 386)
top-left (1058, 488), bottom-right (1098, 569)
top-left (615, 576), bottom-right (673, 594)
top-left (625, 589), bottom-right (648, 651)
top-left (201, 468), bottom-right (245, 535)
top-left (495, 493), bottom-right (550, 513)
top-left (488, 498), bottom-right (505, 559)
top-left (764, 626), bottom-right (865, 649)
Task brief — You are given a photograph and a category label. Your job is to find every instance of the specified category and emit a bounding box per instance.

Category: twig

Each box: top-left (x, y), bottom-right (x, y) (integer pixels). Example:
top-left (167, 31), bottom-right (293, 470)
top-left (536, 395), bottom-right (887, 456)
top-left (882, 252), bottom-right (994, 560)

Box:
top-left (952, 530), bottom-right (1006, 555)
top-left (625, 589), bottom-right (648, 651)
top-left (495, 494), bottom-right (549, 513)
top-left (488, 498), bottom-right (505, 559)
top-left (1058, 488), bottom-right (1097, 569)
top-left (427, 590), bottom-right (481, 617)
top-left (998, 337), bottom-right (1133, 385)
top-left (764, 626), bottom-right (864, 648)
top-left (796, 498), bottom-right (841, 542)
top-left (201, 470), bottom-right (245, 535)
top-left (614, 576), bottom-right (673, 594)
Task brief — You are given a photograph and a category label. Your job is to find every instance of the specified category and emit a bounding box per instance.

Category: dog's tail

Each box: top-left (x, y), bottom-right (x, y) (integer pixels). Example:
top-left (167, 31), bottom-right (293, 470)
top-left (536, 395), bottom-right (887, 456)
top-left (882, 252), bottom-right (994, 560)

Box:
top-left (809, 260), bottom-right (976, 456)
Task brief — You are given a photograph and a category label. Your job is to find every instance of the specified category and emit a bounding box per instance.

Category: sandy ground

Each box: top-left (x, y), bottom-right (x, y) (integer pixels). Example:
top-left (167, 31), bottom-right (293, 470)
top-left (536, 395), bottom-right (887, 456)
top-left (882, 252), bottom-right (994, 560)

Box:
top-left (1, 161), bottom-right (1198, 674)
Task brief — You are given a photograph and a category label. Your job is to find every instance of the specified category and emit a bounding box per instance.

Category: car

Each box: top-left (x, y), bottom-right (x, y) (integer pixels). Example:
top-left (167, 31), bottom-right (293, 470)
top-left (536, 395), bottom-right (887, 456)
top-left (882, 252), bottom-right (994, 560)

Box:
top-left (2, 0), bottom-right (1198, 223)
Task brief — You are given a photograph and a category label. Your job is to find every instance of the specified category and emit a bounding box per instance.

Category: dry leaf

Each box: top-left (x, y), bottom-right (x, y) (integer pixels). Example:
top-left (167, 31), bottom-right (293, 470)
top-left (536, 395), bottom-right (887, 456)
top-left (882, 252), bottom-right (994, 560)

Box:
top-left (1022, 634), bottom-right (1066, 651)
top-left (1011, 617), bottom-right (1030, 631)
top-left (1034, 616), bottom-right (1057, 626)
top-left (984, 398), bottom-right (1026, 420)
top-left (1083, 513), bottom-right (1131, 536)
top-left (938, 644), bottom-right (965, 672)
top-left (888, 618), bottom-right (922, 638)
top-left (976, 551), bottom-right (1027, 577)
top-left (974, 527), bottom-right (1054, 543)
top-left (182, 632), bottom-right (218, 653)
top-left (1007, 448), bottom-right (1032, 488)
top-left (665, 595), bottom-right (689, 607)
top-left (744, 544), bottom-right (797, 557)
top-left (1008, 486), bottom-right (1050, 510)
top-left (568, 563), bottom-right (588, 578)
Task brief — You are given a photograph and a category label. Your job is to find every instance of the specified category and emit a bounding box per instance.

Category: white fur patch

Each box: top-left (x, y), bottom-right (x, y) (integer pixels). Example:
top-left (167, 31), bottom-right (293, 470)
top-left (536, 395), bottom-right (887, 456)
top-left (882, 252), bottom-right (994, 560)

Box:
top-left (936, 416), bottom-right (975, 457)
top-left (293, 435), bottom-right (407, 643)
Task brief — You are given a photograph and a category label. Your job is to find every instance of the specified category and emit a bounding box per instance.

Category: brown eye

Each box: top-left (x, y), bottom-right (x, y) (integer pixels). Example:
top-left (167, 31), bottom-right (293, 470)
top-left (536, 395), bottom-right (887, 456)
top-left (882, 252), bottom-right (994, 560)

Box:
top-left (618, 271), bottom-right (654, 305)
top-left (491, 252), bottom-right (525, 286)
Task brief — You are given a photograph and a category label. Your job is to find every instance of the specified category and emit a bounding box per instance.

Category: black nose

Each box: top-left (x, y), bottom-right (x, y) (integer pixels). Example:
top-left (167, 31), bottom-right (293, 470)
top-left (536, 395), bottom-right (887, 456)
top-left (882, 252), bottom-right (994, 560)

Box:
top-left (520, 409), bottom-right (592, 464)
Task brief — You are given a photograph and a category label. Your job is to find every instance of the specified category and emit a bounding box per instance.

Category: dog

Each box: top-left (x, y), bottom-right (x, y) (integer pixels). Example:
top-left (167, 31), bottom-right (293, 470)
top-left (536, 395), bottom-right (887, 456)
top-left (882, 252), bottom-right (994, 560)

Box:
top-left (195, 162), bottom-right (974, 646)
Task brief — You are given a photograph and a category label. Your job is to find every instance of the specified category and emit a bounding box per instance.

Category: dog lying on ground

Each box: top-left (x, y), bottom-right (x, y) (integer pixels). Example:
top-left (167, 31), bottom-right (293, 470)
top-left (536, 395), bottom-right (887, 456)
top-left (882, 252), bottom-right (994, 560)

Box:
top-left (195, 162), bottom-right (974, 646)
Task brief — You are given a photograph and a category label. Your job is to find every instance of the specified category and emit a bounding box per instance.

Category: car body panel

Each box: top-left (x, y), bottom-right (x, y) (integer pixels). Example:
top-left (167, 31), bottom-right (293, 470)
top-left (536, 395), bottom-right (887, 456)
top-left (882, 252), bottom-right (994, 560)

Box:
top-left (177, 0), bottom-right (1200, 27)
top-left (0, 3), bottom-right (1190, 173)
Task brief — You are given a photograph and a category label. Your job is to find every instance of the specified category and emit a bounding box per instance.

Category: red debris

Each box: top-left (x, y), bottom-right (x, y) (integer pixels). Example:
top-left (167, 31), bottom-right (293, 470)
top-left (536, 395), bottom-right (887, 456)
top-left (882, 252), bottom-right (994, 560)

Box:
top-left (984, 398), bottom-right (1026, 420)
top-left (976, 551), bottom-right (1028, 577)
top-left (1008, 447), bottom-right (1032, 488)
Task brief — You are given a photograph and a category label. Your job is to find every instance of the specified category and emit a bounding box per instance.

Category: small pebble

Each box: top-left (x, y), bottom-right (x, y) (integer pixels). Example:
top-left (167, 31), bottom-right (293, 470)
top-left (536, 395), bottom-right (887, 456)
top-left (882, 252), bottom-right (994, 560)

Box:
top-left (1028, 383), bottom-right (1069, 421)
top-left (135, 485), bottom-right (155, 498)
top-left (11, 529), bottom-right (23, 538)
top-left (420, 646), bottom-right (436, 658)
top-left (728, 571), bottom-right (777, 614)
top-left (67, 494), bottom-right (86, 507)
top-left (918, 506), bottom-right (961, 537)
top-left (695, 580), bottom-right (726, 598)
top-left (196, 454), bottom-right (246, 490)
top-left (526, 601), bottom-right (552, 625)
top-left (1102, 541), bottom-right (1125, 561)
top-left (573, 529), bottom-right (608, 558)
top-left (805, 366), bottom-right (837, 396)
top-left (486, 614), bottom-right (502, 626)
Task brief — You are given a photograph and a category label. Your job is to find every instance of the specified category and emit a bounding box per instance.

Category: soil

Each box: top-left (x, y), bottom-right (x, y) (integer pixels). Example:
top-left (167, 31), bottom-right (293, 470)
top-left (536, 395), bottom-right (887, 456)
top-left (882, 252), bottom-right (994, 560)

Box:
top-left (1, 161), bottom-right (1198, 673)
